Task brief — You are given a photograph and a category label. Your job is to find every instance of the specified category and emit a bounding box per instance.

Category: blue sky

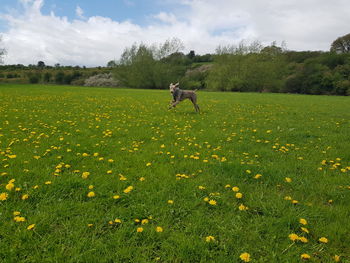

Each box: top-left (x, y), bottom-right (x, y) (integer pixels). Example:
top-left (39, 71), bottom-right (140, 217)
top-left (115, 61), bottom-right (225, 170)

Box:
top-left (1, 0), bottom-right (350, 66)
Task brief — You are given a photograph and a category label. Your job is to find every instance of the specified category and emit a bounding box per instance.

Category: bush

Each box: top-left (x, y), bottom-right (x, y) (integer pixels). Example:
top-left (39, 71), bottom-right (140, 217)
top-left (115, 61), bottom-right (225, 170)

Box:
top-left (84, 73), bottom-right (119, 87)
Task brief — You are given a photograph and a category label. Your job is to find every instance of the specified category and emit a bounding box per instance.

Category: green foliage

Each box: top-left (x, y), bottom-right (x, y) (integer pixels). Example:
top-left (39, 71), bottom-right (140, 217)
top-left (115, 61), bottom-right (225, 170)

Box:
top-left (330, 33), bottom-right (350, 53)
top-left (115, 39), bottom-right (187, 89)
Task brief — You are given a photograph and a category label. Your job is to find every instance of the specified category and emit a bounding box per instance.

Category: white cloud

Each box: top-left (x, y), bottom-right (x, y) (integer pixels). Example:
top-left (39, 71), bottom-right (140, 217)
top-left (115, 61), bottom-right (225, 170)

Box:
top-left (1, 0), bottom-right (350, 66)
top-left (75, 5), bottom-right (84, 19)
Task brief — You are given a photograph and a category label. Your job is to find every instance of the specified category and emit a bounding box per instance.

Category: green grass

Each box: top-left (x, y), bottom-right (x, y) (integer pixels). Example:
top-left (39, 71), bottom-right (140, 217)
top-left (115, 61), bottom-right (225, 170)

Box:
top-left (0, 84), bottom-right (349, 263)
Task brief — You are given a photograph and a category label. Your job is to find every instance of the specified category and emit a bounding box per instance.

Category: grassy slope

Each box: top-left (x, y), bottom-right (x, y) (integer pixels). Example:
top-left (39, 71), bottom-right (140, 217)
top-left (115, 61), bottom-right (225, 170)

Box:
top-left (0, 84), bottom-right (349, 262)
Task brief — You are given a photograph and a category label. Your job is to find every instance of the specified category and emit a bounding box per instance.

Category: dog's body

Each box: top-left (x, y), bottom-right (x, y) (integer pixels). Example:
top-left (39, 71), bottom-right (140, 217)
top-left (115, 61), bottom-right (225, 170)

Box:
top-left (168, 83), bottom-right (200, 112)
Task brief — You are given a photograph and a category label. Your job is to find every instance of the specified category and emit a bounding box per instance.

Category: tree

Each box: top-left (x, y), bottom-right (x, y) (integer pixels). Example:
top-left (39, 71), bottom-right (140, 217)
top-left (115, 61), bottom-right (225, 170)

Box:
top-left (0, 35), bottom-right (6, 64)
top-left (331, 33), bottom-right (350, 53)
top-left (37, 61), bottom-right (45, 69)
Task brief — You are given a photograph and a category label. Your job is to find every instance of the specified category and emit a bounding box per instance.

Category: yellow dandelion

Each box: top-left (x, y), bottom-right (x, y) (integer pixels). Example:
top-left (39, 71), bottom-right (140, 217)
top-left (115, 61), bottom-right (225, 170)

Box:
top-left (146, 162), bottom-right (152, 166)
top-left (113, 195), bottom-right (120, 200)
top-left (82, 172), bottom-right (90, 179)
top-left (27, 224), bottom-right (35, 230)
top-left (21, 194), bottom-right (29, 200)
top-left (205, 236), bottom-right (215, 242)
top-left (88, 185), bottom-right (94, 189)
top-left (137, 227), bottom-right (144, 233)
top-left (334, 255), bottom-right (340, 262)
top-left (300, 254), bottom-right (311, 260)
top-left (299, 237), bottom-right (308, 243)
top-left (167, 200), bottom-right (174, 204)
top-left (156, 226), bottom-right (163, 233)
top-left (141, 219), bottom-right (149, 225)
top-left (232, 186), bottom-right (239, 192)
top-left (299, 218), bottom-right (307, 225)
top-left (114, 219), bottom-right (122, 223)
top-left (301, 227), bottom-right (309, 234)
top-left (208, 200), bottom-right (217, 205)
top-left (285, 177), bottom-right (292, 183)
top-left (123, 186), bottom-right (133, 194)
top-left (87, 191), bottom-right (95, 198)
top-left (235, 193), bottom-right (243, 199)
top-left (6, 183), bottom-right (15, 191)
top-left (319, 237), bottom-right (328, 243)
top-left (254, 174), bottom-right (262, 179)
top-left (240, 252), bottom-right (251, 262)
top-left (45, 181), bottom-right (52, 185)
top-left (289, 233), bottom-right (299, 241)
top-left (0, 192), bottom-right (8, 201)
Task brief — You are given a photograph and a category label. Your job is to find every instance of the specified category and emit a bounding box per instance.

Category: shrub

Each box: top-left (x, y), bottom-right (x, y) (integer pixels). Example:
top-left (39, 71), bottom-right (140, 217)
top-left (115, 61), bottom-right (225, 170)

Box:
top-left (84, 73), bottom-right (119, 87)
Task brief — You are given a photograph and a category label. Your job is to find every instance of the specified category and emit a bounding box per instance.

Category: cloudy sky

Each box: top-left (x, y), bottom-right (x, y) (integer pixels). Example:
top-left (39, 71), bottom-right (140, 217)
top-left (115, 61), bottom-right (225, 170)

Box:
top-left (0, 0), bottom-right (349, 66)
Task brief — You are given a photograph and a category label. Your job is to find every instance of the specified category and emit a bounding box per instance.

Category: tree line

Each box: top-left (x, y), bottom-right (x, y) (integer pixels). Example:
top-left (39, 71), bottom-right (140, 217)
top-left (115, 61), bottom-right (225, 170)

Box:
top-left (1, 34), bottom-right (350, 95)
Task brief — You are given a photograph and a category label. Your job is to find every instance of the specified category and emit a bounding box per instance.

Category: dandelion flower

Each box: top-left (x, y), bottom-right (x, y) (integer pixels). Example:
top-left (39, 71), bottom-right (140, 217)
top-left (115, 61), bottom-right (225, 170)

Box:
top-left (167, 200), bottom-right (174, 204)
top-left (299, 237), bottom-right (308, 243)
top-left (301, 227), bottom-right (309, 234)
top-left (113, 195), bottom-right (120, 200)
top-left (300, 254), bottom-right (311, 260)
top-left (137, 227), bottom-right (144, 233)
top-left (334, 255), bottom-right (340, 262)
top-left (205, 236), bottom-right (215, 242)
top-left (21, 194), bottom-right (29, 200)
top-left (235, 193), bottom-right (243, 199)
top-left (299, 218), bottom-right (308, 225)
top-left (87, 191), bottom-right (95, 198)
top-left (82, 172), bottom-right (90, 179)
top-left (232, 186), bottom-right (239, 192)
top-left (156, 226), bottom-right (163, 233)
top-left (208, 200), bottom-right (217, 205)
top-left (27, 224), bottom-right (35, 230)
top-left (319, 237), bottom-right (328, 243)
top-left (0, 192), bottom-right (8, 201)
top-left (285, 177), bottom-right (292, 183)
top-left (240, 252), bottom-right (251, 262)
top-left (289, 233), bottom-right (299, 241)
top-left (123, 186), bottom-right (133, 194)
top-left (254, 174), bottom-right (262, 179)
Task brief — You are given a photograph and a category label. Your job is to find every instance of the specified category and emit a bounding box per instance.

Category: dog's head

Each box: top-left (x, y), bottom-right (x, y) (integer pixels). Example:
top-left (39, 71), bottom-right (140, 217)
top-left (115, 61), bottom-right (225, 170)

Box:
top-left (169, 82), bottom-right (179, 94)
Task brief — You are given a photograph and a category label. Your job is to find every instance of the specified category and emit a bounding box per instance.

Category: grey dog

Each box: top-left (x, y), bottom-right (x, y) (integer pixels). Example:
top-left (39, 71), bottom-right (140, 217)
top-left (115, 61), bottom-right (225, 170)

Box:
top-left (168, 83), bottom-right (200, 112)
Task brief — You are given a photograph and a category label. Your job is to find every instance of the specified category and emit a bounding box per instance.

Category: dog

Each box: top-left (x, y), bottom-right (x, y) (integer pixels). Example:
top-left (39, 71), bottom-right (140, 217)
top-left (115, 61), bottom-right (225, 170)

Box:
top-left (168, 82), bottom-right (200, 112)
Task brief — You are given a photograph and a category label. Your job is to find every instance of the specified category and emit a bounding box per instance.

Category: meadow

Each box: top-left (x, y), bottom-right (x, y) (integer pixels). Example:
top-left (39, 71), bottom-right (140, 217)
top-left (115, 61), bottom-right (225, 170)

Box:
top-left (0, 84), bottom-right (349, 263)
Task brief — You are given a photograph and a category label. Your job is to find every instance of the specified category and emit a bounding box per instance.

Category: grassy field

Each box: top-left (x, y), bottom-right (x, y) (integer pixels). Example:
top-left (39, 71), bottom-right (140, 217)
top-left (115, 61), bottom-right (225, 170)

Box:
top-left (0, 84), bottom-right (349, 263)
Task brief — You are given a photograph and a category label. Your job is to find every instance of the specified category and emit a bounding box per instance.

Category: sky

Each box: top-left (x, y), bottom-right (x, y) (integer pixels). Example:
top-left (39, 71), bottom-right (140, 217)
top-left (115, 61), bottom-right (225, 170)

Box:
top-left (0, 0), bottom-right (349, 66)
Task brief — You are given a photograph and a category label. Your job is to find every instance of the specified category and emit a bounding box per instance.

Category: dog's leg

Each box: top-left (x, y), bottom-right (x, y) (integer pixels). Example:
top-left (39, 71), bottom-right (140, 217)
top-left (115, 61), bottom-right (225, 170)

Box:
top-left (190, 95), bottom-right (200, 113)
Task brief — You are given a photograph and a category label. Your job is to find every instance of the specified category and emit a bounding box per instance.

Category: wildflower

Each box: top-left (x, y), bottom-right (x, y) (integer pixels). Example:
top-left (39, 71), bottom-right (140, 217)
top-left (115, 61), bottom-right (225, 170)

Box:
top-left (13, 211), bottom-right (21, 216)
top-left (123, 186), bottom-right (133, 194)
top-left (0, 192), bottom-right (8, 201)
top-left (113, 195), bottom-right (120, 200)
top-left (284, 196), bottom-right (292, 200)
top-left (87, 224), bottom-right (93, 227)
top-left (240, 252), bottom-right (251, 262)
top-left (141, 219), bottom-right (149, 225)
top-left (82, 172), bottom-right (90, 179)
top-left (205, 236), bottom-right (215, 242)
top-left (88, 185), bottom-right (94, 189)
top-left (45, 181), bottom-right (52, 185)
top-left (254, 174), bottom-right (262, 179)
top-left (300, 254), bottom-right (311, 260)
top-left (319, 237), bottom-right (328, 243)
top-left (245, 170), bottom-right (251, 174)
top-left (21, 194), bottom-right (29, 200)
top-left (301, 227), bottom-right (309, 234)
top-left (156, 226), bottom-right (163, 233)
top-left (299, 237), bottom-right (308, 243)
top-left (107, 170), bottom-right (112, 174)
top-left (167, 200), bottom-right (174, 204)
top-left (285, 177), bottom-right (292, 183)
top-left (27, 224), bottom-right (35, 230)
top-left (232, 186), bottom-right (239, 192)
top-left (87, 191), bottom-right (95, 198)
top-left (203, 197), bottom-right (209, 202)
top-left (208, 200), bottom-right (217, 205)
top-left (239, 204), bottom-right (248, 211)
top-left (299, 218), bottom-right (308, 225)
top-left (235, 193), bottom-right (243, 199)
top-left (289, 233), bottom-right (299, 241)
top-left (146, 162), bottom-right (152, 166)
top-left (198, 185), bottom-right (206, 190)
top-left (137, 227), bottom-right (144, 233)
top-left (225, 184), bottom-right (231, 188)
top-left (334, 255), bottom-right (340, 262)
top-left (6, 182), bottom-right (15, 191)
top-left (139, 177), bottom-right (145, 181)
top-left (14, 216), bottom-right (26, 222)
top-left (114, 219), bottom-right (122, 223)
top-left (108, 159), bottom-right (114, 163)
